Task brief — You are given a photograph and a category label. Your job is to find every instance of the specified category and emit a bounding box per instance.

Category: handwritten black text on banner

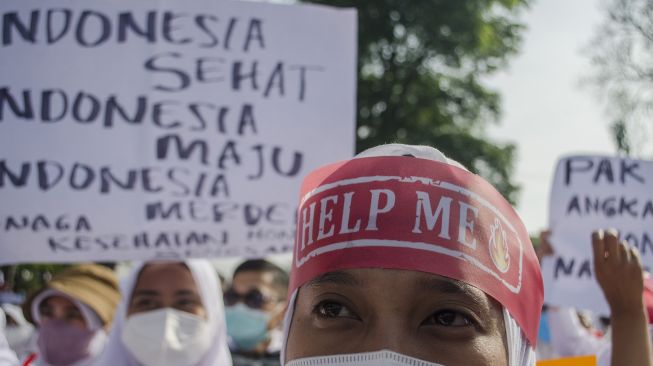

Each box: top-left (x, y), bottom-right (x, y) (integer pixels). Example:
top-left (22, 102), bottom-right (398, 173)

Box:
top-left (0, 1), bottom-right (357, 263)
top-left (542, 155), bottom-right (653, 314)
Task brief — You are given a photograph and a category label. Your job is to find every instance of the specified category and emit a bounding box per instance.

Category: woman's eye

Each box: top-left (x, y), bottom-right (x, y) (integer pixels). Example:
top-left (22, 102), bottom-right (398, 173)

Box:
top-left (65, 310), bottom-right (84, 321)
top-left (134, 298), bottom-right (155, 309)
top-left (425, 310), bottom-right (472, 327)
top-left (39, 307), bottom-right (53, 318)
top-left (177, 298), bottom-right (200, 308)
top-left (314, 301), bottom-right (356, 319)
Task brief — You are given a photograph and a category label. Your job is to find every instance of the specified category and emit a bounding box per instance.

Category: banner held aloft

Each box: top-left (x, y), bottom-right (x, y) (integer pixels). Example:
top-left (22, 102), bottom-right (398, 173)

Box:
top-left (542, 155), bottom-right (653, 314)
top-left (0, 0), bottom-right (357, 264)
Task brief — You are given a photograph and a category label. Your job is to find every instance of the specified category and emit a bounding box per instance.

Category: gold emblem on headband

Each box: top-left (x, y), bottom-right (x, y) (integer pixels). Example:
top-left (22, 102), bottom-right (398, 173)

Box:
top-left (489, 218), bottom-right (510, 273)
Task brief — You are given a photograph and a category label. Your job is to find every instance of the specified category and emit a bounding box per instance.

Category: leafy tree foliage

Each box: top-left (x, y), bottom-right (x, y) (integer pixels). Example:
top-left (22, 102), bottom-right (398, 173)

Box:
top-left (301, 0), bottom-right (531, 203)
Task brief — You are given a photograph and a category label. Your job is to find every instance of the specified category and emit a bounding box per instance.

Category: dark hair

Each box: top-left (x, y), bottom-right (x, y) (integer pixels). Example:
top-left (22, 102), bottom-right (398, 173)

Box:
top-left (233, 259), bottom-right (289, 300)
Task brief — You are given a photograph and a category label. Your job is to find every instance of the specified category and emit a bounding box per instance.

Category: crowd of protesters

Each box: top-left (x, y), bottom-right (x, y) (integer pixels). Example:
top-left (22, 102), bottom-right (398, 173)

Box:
top-left (0, 144), bottom-right (651, 365)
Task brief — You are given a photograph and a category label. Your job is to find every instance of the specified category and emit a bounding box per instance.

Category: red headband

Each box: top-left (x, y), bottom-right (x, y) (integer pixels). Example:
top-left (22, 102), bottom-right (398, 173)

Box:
top-left (289, 156), bottom-right (543, 345)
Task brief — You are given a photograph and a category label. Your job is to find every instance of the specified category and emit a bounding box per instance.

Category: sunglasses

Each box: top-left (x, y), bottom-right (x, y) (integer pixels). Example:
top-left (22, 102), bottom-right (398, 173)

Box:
top-left (224, 288), bottom-right (271, 309)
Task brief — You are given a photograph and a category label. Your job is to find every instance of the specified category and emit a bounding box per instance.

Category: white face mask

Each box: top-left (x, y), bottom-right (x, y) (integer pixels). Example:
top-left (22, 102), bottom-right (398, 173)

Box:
top-left (121, 308), bottom-right (212, 366)
top-left (286, 350), bottom-right (445, 366)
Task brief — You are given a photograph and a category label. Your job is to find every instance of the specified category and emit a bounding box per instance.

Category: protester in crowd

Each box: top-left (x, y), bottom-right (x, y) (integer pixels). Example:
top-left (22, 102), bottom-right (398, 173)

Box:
top-left (225, 259), bottom-right (288, 366)
top-left (536, 227), bottom-right (653, 364)
top-left (534, 229), bottom-right (608, 360)
top-left (218, 272), bottom-right (229, 294)
top-left (546, 306), bottom-right (605, 357)
top-left (576, 310), bottom-right (600, 334)
top-left (535, 305), bottom-right (557, 360)
top-left (534, 230), bottom-right (554, 263)
top-left (533, 232), bottom-right (563, 360)
top-left (1, 304), bottom-right (35, 360)
top-left (20, 264), bottom-right (120, 366)
top-left (0, 308), bottom-right (20, 366)
top-left (592, 229), bottom-right (653, 366)
top-left (281, 144), bottom-right (544, 366)
top-left (94, 260), bottom-right (232, 366)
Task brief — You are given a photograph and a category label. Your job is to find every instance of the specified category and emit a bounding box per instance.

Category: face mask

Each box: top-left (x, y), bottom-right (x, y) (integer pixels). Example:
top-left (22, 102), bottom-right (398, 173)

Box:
top-left (5, 324), bottom-right (34, 349)
top-left (286, 350), bottom-right (445, 366)
top-left (121, 308), bottom-right (212, 366)
top-left (225, 303), bottom-right (270, 351)
top-left (37, 320), bottom-right (96, 366)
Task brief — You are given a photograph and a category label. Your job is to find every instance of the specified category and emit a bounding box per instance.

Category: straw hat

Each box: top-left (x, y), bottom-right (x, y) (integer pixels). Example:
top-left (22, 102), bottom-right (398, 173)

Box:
top-left (23, 264), bottom-right (120, 327)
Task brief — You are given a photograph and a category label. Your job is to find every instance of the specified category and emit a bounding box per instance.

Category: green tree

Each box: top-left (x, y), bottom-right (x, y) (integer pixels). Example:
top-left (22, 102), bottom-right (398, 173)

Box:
top-left (1, 262), bottom-right (114, 296)
top-left (1, 264), bottom-right (69, 295)
top-left (586, 0), bottom-right (653, 156)
top-left (300, 0), bottom-right (530, 203)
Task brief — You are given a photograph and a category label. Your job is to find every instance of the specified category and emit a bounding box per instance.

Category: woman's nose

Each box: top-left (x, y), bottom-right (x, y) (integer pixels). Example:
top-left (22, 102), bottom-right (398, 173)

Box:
top-left (361, 317), bottom-right (414, 355)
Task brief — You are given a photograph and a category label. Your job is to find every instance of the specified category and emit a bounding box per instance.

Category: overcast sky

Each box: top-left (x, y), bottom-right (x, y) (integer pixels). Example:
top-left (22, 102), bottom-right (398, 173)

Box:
top-left (486, 0), bottom-right (616, 234)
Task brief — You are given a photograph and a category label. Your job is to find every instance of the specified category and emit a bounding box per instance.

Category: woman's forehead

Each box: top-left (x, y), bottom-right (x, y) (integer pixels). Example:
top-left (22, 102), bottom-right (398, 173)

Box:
top-left (133, 262), bottom-right (198, 293)
top-left (42, 295), bottom-right (77, 309)
top-left (137, 262), bottom-right (189, 280)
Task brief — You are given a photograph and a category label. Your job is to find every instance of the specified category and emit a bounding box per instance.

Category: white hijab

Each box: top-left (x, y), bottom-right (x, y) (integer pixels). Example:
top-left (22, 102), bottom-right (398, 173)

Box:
top-left (0, 304), bottom-right (35, 350)
top-left (2, 303), bottom-right (36, 360)
top-left (94, 260), bottom-right (232, 366)
top-left (0, 308), bottom-right (20, 366)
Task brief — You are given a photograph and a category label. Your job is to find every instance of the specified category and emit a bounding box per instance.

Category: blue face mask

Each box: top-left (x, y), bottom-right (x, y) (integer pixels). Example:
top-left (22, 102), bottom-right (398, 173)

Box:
top-left (225, 304), bottom-right (270, 351)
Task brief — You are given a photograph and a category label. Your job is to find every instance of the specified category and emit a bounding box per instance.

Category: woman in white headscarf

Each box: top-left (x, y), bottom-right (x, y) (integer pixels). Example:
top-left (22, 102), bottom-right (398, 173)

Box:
top-left (23, 264), bottom-right (120, 366)
top-left (95, 259), bottom-right (231, 366)
top-left (1, 304), bottom-right (35, 360)
top-left (0, 308), bottom-right (20, 366)
top-left (281, 144), bottom-right (543, 366)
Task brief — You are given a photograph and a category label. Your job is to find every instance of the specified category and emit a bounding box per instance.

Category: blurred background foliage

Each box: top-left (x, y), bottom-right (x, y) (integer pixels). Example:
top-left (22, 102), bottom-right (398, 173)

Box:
top-left (301, 0), bottom-right (532, 203)
top-left (585, 0), bottom-right (653, 157)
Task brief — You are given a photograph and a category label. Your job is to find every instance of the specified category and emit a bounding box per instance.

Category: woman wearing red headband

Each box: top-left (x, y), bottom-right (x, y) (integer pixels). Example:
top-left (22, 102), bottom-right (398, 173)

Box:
top-left (281, 144), bottom-right (544, 366)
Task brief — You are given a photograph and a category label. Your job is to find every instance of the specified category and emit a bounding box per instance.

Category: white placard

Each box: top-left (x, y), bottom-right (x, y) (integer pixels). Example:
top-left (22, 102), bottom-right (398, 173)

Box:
top-left (542, 155), bottom-right (653, 314)
top-left (0, 0), bottom-right (357, 263)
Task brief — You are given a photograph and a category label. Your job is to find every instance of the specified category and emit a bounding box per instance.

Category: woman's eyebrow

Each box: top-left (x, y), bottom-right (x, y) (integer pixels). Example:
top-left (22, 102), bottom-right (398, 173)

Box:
top-left (131, 289), bottom-right (159, 297)
top-left (418, 277), bottom-right (485, 302)
top-left (307, 271), bottom-right (362, 288)
top-left (64, 304), bottom-right (81, 311)
top-left (174, 289), bottom-right (199, 297)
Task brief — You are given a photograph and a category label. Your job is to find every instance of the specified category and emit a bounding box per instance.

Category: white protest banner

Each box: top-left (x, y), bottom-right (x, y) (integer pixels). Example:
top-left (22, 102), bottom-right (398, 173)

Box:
top-left (541, 155), bottom-right (653, 314)
top-left (0, 1), bottom-right (357, 263)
